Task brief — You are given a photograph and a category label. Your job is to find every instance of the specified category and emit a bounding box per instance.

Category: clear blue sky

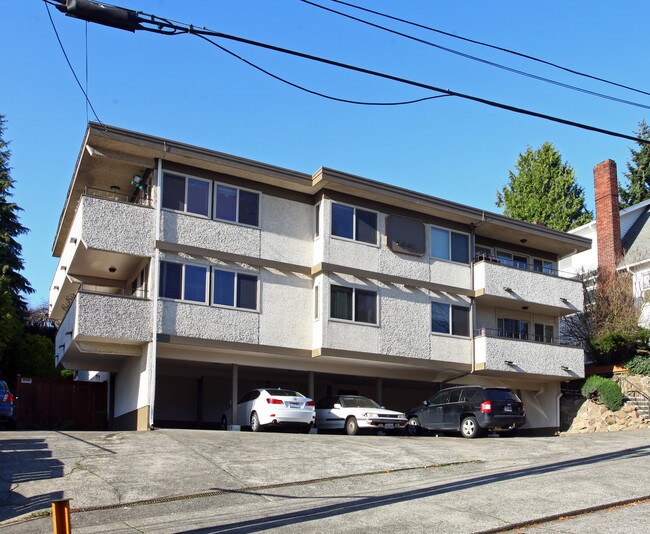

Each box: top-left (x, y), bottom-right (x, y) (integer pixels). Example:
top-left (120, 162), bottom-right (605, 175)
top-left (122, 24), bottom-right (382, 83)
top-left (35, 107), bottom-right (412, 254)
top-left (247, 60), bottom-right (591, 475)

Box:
top-left (2, 1), bottom-right (650, 307)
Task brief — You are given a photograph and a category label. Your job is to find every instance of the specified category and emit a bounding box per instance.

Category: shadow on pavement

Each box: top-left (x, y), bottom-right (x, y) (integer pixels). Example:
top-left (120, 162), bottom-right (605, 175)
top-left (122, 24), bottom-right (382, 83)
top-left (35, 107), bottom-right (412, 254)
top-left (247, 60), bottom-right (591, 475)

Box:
top-left (188, 444), bottom-right (650, 533)
top-left (0, 438), bottom-right (64, 521)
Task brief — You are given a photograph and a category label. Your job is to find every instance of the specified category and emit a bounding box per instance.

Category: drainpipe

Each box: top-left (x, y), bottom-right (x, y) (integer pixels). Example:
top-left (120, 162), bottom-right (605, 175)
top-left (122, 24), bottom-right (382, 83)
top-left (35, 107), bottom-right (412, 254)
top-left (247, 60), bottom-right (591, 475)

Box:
top-left (148, 157), bottom-right (163, 429)
top-left (470, 223), bottom-right (476, 373)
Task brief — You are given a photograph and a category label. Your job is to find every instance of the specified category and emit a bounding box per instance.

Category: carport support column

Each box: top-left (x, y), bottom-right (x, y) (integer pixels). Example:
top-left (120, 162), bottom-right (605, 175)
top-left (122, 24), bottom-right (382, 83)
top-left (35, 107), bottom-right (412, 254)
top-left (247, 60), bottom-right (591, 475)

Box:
top-left (231, 364), bottom-right (238, 427)
top-left (376, 378), bottom-right (383, 406)
top-left (308, 371), bottom-right (315, 400)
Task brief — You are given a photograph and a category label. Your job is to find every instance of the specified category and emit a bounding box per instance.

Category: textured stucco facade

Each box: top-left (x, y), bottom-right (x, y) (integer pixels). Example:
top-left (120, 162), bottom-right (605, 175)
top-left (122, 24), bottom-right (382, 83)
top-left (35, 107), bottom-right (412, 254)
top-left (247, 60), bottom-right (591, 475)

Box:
top-left (75, 292), bottom-right (152, 342)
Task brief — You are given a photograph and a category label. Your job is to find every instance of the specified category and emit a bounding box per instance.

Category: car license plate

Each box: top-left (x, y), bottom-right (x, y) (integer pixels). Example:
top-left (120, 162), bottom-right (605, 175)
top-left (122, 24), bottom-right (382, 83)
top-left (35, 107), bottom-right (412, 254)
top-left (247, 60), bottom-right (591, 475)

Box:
top-left (289, 402), bottom-right (300, 409)
top-left (384, 424), bottom-right (395, 429)
top-left (504, 405), bottom-right (513, 412)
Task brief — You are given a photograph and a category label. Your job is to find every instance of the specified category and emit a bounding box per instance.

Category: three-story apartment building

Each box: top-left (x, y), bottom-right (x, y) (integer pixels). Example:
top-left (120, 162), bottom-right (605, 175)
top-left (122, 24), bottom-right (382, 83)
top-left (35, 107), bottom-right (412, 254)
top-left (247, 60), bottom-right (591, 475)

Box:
top-left (50, 124), bottom-right (590, 432)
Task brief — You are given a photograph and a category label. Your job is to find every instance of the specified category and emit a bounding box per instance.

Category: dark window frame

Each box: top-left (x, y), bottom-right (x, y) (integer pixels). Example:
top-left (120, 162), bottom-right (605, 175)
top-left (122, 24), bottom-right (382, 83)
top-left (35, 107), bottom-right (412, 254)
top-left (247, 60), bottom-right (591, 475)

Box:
top-left (159, 260), bottom-right (208, 304)
top-left (330, 284), bottom-right (379, 325)
top-left (430, 225), bottom-right (470, 264)
top-left (431, 301), bottom-right (470, 337)
top-left (213, 182), bottom-right (261, 227)
top-left (161, 172), bottom-right (212, 218)
top-left (331, 202), bottom-right (378, 245)
top-left (212, 268), bottom-right (259, 311)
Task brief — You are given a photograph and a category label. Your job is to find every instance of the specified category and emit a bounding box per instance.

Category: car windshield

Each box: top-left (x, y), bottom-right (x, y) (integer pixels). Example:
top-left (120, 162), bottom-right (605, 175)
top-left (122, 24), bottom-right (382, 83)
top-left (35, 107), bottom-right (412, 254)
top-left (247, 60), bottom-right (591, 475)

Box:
top-left (486, 388), bottom-right (520, 402)
top-left (267, 389), bottom-right (304, 398)
top-left (341, 396), bottom-right (381, 409)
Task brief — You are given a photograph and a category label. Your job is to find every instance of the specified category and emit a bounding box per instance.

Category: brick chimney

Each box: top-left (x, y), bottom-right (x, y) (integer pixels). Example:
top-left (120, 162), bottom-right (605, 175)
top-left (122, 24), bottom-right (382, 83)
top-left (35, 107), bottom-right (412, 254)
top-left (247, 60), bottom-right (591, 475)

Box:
top-left (594, 159), bottom-right (623, 280)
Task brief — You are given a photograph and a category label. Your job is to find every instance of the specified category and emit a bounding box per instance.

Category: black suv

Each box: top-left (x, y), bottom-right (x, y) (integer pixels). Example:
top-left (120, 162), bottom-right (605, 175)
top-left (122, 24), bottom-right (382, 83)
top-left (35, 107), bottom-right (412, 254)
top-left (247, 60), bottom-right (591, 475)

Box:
top-left (0, 381), bottom-right (17, 430)
top-left (406, 386), bottom-right (525, 438)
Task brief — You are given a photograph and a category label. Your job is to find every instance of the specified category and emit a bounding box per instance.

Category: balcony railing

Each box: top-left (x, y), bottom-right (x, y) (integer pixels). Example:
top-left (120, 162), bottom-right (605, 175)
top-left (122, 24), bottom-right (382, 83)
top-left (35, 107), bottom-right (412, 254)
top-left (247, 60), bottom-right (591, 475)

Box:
top-left (84, 186), bottom-right (153, 207)
top-left (473, 254), bottom-right (578, 280)
top-left (473, 327), bottom-right (581, 347)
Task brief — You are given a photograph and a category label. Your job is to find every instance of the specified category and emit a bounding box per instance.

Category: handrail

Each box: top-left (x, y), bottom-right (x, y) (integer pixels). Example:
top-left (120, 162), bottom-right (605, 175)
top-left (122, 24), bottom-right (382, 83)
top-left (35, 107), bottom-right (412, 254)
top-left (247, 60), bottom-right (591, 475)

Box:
top-left (474, 327), bottom-right (582, 347)
top-left (83, 186), bottom-right (153, 207)
top-left (473, 254), bottom-right (580, 280)
top-left (618, 375), bottom-right (650, 404)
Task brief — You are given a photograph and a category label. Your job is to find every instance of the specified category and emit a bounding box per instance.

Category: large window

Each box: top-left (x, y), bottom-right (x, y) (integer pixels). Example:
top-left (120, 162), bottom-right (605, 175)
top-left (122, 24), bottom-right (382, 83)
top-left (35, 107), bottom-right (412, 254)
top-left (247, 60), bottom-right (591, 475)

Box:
top-left (497, 251), bottom-right (528, 270)
top-left (533, 258), bottom-right (554, 275)
top-left (534, 323), bottom-right (554, 343)
top-left (430, 227), bottom-right (469, 264)
top-left (159, 261), bottom-right (208, 303)
top-left (431, 302), bottom-right (470, 336)
top-left (213, 269), bottom-right (258, 310)
top-left (498, 318), bottom-right (529, 340)
top-left (330, 285), bottom-right (378, 324)
top-left (331, 203), bottom-right (377, 245)
top-left (214, 184), bottom-right (260, 226)
top-left (162, 173), bottom-right (211, 217)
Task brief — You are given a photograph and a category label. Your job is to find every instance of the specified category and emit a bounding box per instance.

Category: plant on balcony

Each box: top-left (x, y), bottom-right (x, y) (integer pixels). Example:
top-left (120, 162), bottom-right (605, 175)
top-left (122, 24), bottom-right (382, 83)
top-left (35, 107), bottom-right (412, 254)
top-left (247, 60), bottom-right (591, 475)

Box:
top-left (581, 375), bottom-right (624, 412)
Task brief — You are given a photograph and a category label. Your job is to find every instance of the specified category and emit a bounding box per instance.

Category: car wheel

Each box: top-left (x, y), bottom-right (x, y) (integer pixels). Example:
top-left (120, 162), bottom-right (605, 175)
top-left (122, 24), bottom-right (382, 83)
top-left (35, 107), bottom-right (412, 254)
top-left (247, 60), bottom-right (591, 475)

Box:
top-left (221, 415), bottom-right (228, 430)
top-left (461, 416), bottom-right (481, 439)
top-left (345, 416), bottom-right (359, 436)
top-left (250, 412), bottom-right (261, 432)
top-left (406, 417), bottom-right (421, 436)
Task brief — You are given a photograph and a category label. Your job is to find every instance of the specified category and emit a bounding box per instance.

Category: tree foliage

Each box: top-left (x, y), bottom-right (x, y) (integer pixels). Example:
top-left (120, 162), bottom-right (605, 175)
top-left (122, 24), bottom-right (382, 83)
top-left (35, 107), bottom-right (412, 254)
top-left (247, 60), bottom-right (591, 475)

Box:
top-left (496, 142), bottom-right (593, 232)
top-left (619, 119), bottom-right (650, 208)
top-left (0, 114), bottom-right (32, 314)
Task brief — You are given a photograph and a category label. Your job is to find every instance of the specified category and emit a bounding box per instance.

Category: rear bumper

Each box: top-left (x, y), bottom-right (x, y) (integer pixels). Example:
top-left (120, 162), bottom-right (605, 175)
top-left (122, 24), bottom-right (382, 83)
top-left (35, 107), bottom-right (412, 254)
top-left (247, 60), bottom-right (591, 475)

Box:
top-left (0, 405), bottom-right (15, 422)
top-left (261, 409), bottom-right (315, 427)
top-left (476, 413), bottom-right (526, 430)
top-left (362, 417), bottom-right (407, 429)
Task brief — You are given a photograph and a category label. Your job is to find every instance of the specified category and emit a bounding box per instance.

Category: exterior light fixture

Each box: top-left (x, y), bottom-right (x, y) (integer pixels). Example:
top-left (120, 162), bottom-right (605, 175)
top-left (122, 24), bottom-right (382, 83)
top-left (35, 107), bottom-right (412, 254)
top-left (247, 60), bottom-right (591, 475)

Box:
top-left (561, 366), bottom-right (570, 371)
top-left (108, 266), bottom-right (117, 273)
top-left (505, 360), bottom-right (515, 366)
top-left (503, 286), bottom-right (512, 292)
top-left (522, 306), bottom-right (529, 310)
top-left (60, 266), bottom-right (67, 271)
top-left (110, 185), bottom-right (121, 192)
top-left (58, 344), bottom-right (65, 350)
top-left (53, 286), bottom-right (60, 290)
top-left (69, 237), bottom-right (77, 244)
top-left (520, 239), bottom-right (528, 244)
top-left (560, 297), bottom-right (569, 303)
top-left (65, 331), bottom-right (73, 336)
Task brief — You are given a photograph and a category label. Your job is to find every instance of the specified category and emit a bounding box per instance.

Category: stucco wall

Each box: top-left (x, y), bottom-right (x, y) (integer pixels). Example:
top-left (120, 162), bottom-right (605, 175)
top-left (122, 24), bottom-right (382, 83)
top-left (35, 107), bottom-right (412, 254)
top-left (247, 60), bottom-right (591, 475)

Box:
top-left (379, 284), bottom-right (430, 358)
top-left (475, 261), bottom-right (583, 312)
top-left (474, 336), bottom-right (584, 378)
top-left (260, 195), bottom-right (313, 266)
top-left (55, 295), bottom-right (78, 368)
top-left (76, 292), bottom-right (152, 342)
top-left (519, 382), bottom-right (561, 430)
top-left (82, 196), bottom-right (155, 257)
top-left (114, 349), bottom-right (149, 419)
top-left (430, 335), bottom-right (472, 364)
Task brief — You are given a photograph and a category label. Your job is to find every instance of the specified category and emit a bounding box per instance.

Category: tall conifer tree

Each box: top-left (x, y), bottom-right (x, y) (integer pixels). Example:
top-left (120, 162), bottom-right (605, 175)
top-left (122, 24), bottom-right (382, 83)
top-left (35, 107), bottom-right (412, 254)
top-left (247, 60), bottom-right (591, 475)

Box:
top-left (619, 119), bottom-right (650, 208)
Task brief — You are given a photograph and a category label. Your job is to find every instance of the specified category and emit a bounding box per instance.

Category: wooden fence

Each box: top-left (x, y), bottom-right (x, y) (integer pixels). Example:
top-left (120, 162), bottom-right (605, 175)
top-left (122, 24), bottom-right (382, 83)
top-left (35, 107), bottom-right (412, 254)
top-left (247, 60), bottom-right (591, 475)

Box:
top-left (14, 376), bottom-right (108, 430)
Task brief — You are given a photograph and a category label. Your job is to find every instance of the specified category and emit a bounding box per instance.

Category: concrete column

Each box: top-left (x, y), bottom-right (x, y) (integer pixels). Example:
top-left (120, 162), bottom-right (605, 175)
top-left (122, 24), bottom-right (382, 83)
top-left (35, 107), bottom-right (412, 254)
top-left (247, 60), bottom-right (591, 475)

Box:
top-left (308, 371), bottom-right (315, 400)
top-left (376, 377), bottom-right (383, 405)
top-left (230, 364), bottom-right (238, 428)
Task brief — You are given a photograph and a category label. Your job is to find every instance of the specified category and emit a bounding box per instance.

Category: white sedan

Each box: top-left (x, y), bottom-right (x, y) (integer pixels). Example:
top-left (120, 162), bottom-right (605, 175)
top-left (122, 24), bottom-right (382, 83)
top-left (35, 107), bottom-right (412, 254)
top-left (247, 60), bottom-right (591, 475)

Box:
top-left (315, 395), bottom-right (407, 435)
top-left (233, 388), bottom-right (315, 432)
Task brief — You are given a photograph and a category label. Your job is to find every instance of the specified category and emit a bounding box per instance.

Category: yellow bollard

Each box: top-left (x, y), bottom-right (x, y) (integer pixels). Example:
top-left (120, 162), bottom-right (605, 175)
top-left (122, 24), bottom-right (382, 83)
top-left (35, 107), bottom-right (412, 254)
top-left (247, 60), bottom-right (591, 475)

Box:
top-left (52, 498), bottom-right (71, 534)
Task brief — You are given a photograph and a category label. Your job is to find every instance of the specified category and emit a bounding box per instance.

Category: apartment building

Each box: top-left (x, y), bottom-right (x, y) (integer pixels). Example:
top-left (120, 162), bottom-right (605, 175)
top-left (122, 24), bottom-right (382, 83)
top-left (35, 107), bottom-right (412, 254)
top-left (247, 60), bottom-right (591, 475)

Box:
top-left (49, 123), bottom-right (590, 432)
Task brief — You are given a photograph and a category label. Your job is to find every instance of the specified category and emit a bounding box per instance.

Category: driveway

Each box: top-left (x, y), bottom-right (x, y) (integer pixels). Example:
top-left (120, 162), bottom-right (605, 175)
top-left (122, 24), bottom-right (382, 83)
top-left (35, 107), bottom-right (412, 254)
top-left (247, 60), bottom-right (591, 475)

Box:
top-left (1, 428), bottom-right (650, 532)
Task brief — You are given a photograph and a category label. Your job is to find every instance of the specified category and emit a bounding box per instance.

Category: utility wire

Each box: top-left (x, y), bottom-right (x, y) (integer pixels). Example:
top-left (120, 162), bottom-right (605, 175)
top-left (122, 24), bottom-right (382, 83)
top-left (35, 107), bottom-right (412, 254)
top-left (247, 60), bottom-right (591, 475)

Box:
top-left (44, 1), bottom-right (104, 125)
top-left (300, 0), bottom-right (650, 110)
top-left (326, 0), bottom-right (650, 99)
top-left (195, 33), bottom-right (449, 106)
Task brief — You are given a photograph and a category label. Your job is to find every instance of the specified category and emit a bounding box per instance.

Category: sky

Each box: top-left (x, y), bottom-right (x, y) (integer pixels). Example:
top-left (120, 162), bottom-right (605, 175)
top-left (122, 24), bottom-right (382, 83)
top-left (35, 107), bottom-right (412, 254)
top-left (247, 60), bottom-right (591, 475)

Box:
top-left (2, 1), bottom-right (650, 307)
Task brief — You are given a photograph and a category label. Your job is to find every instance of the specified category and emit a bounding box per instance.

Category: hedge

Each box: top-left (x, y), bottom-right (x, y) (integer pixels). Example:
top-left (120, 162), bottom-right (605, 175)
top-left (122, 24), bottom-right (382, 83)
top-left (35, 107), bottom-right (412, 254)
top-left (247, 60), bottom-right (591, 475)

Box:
top-left (581, 375), bottom-right (623, 412)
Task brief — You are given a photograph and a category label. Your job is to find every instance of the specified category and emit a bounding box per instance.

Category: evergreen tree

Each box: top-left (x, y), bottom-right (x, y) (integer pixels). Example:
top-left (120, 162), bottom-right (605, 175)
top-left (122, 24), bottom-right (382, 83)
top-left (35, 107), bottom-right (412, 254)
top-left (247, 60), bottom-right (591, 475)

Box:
top-left (0, 114), bottom-right (32, 314)
top-left (496, 142), bottom-right (593, 232)
top-left (619, 119), bottom-right (650, 208)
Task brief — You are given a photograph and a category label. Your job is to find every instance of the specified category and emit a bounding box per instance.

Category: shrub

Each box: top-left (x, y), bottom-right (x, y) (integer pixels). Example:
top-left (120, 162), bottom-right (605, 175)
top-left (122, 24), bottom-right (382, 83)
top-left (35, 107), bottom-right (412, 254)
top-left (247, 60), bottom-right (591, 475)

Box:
top-left (625, 354), bottom-right (650, 376)
top-left (591, 328), bottom-right (650, 364)
top-left (581, 375), bottom-right (623, 412)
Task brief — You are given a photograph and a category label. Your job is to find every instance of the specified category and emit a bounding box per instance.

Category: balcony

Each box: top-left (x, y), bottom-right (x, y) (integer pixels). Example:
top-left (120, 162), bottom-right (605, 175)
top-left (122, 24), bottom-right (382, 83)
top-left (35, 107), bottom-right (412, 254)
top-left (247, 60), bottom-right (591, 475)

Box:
top-left (473, 328), bottom-right (584, 379)
top-left (55, 289), bottom-right (152, 372)
top-left (473, 257), bottom-right (583, 316)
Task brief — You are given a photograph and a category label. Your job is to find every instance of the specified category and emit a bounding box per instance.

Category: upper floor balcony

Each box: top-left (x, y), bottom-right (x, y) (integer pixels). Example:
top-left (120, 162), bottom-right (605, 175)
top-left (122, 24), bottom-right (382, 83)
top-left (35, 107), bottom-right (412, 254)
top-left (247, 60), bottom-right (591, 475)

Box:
top-left (473, 255), bottom-right (583, 316)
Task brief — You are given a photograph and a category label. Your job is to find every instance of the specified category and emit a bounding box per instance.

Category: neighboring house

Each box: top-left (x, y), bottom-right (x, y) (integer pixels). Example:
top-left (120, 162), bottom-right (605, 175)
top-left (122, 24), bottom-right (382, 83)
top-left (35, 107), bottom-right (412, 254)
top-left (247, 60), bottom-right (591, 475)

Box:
top-left (49, 123), bottom-right (590, 433)
top-left (559, 160), bottom-right (650, 328)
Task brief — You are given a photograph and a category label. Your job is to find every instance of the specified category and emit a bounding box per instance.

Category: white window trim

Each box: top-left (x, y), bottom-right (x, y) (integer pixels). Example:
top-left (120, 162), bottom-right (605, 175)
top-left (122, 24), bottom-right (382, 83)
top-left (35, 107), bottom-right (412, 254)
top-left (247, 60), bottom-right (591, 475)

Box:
top-left (330, 201), bottom-right (380, 247)
top-left (314, 202), bottom-right (321, 240)
top-left (212, 268), bottom-right (260, 312)
top-left (161, 172), bottom-right (213, 219)
top-left (329, 284), bottom-right (380, 326)
top-left (159, 260), bottom-right (210, 305)
top-left (213, 182), bottom-right (261, 228)
top-left (430, 301), bottom-right (470, 338)
top-left (314, 284), bottom-right (320, 321)
top-left (430, 224), bottom-right (470, 265)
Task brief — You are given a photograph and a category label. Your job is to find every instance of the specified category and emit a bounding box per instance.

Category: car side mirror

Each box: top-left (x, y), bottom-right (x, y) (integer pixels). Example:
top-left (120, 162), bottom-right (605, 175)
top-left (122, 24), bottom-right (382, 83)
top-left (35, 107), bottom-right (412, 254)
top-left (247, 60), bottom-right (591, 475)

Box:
top-left (422, 400), bottom-right (429, 406)
top-left (333, 403), bottom-right (342, 409)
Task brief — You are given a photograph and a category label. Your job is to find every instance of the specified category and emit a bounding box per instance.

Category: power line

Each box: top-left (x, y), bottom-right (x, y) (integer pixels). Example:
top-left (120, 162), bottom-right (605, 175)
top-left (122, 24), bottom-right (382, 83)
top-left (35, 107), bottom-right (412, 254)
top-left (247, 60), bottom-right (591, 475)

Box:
top-left (195, 33), bottom-right (450, 106)
top-left (44, 1), bottom-right (104, 125)
top-left (51, 0), bottom-right (650, 145)
top-left (326, 0), bottom-right (650, 99)
top-left (299, 0), bottom-right (650, 111)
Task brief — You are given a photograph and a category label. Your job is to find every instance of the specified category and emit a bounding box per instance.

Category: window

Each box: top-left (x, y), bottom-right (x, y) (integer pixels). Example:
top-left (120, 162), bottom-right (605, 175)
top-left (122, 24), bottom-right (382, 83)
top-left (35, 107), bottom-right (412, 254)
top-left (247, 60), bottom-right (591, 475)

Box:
top-left (534, 323), bottom-right (554, 343)
top-left (498, 318), bottom-right (529, 340)
top-left (315, 203), bottom-right (321, 238)
top-left (159, 261), bottom-right (208, 303)
top-left (430, 227), bottom-right (469, 264)
top-left (330, 285), bottom-right (378, 324)
top-left (314, 285), bottom-right (320, 320)
top-left (431, 302), bottom-right (470, 336)
top-left (213, 269), bottom-right (258, 310)
top-left (331, 203), bottom-right (377, 244)
top-left (533, 258), bottom-right (554, 275)
top-left (162, 173), bottom-right (211, 217)
top-left (214, 184), bottom-right (259, 226)
top-left (497, 251), bottom-right (529, 270)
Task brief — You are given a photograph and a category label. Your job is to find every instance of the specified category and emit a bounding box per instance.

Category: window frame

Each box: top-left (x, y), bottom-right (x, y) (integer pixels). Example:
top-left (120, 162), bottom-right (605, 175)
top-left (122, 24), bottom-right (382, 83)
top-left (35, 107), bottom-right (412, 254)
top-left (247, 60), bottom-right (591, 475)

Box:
top-left (498, 317), bottom-right (530, 340)
top-left (496, 250), bottom-right (530, 270)
top-left (329, 284), bottom-right (379, 325)
top-left (314, 202), bottom-right (321, 239)
top-left (212, 268), bottom-right (260, 311)
top-left (430, 224), bottom-right (470, 265)
top-left (430, 301), bottom-right (470, 337)
top-left (161, 172), bottom-right (213, 219)
top-left (533, 257), bottom-right (555, 275)
top-left (213, 182), bottom-right (261, 228)
top-left (159, 260), bottom-right (209, 305)
top-left (330, 201), bottom-right (379, 246)
top-left (314, 284), bottom-right (320, 320)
